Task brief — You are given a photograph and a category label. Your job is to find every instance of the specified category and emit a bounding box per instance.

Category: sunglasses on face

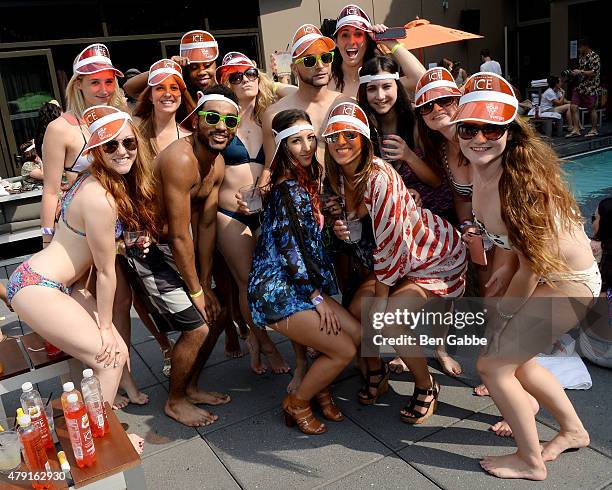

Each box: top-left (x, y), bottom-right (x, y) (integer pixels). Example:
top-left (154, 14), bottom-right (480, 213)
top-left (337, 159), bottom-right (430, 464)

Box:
top-left (228, 68), bottom-right (259, 85)
top-left (294, 51), bottom-right (335, 68)
top-left (324, 131), bottom-right (359, 144)
top-left (101, 137), bottom-right (137, 154)
top-left (418, 96), bottom-right (458, 115)
top-left (457, 123), bottom-right (509, 141)
top-left (197, 111), bottom-right (240, 129)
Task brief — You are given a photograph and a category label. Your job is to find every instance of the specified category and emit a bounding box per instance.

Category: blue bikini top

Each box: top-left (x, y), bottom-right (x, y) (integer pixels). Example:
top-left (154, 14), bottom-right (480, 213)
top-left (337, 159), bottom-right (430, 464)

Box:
top-left (222, 135), bottom-right (264, 166)
top-left (61, 172), bottom-right (123, 239)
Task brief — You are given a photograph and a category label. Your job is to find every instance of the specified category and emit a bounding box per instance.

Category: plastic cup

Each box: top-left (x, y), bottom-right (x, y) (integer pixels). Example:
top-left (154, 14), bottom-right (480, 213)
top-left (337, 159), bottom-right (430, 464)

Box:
top-left (344, 218), bottom-right (362, 243)
top-left (239, 185), bottom-right (262, 214)
top-left (0, 426), bottom-right (21, 473)
top-left (44, 403), bottom-right (55, 434)
top-left (123, 230), bottom-right (145, 248)
top-left (380, 135), bottom-right (396, 161)
top-left (44, 339), bottom-right (62, 357)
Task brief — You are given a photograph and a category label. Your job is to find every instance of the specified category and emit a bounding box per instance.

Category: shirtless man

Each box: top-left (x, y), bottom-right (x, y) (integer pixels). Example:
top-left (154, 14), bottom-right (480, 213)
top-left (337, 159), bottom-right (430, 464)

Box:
top-left (261, 24), bottom-right (351, 182)
top-left (125, 85), bottom-right (240, 427)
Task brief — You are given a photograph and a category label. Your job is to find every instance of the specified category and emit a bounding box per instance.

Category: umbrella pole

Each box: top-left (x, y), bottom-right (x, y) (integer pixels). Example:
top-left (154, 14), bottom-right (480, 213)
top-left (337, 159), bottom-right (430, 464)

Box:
top-left (419, 47), bottom-right (424, 64)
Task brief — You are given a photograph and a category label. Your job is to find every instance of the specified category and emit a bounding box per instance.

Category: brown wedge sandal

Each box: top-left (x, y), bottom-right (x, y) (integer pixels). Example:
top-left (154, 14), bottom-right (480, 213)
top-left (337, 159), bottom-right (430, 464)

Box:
top-left (282, 394), bottom-right (327, 435)
top-left (314, 389), bottom-right (344, 422)
top-left (400, 376), bottom-right (440, 425)
top-left (357, 361), bottom-right (390, 405)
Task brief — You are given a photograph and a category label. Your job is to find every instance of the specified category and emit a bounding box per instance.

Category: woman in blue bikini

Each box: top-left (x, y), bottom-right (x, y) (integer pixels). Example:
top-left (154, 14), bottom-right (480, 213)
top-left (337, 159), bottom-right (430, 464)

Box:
top-left (7, 106), bottom-right (157, 453)
top-left (215, 52), bottom-right (294, 375)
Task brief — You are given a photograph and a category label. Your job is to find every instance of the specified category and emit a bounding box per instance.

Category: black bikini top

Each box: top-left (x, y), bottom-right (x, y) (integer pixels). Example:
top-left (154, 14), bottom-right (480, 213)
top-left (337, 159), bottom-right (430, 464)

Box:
top-left (222, 135), bottom-right (264, 166)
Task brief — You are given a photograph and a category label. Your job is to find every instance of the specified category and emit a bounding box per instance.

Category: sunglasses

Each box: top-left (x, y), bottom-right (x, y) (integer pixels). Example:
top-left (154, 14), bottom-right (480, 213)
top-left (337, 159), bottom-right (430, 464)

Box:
top-left (324, 131), bottom-right (359, 144)
top-left (294, 51), bottom-right (334, 68)
top-left (197, 111), bottom-right (240, 129)
top-left (418, 96), bottom-right (458, 115)
top-left (228, 68), bottom-right (259, 85)
top-left (101, 137), bottom-right (137, 154)
top-left (457, 123), bottom-right (509, 141)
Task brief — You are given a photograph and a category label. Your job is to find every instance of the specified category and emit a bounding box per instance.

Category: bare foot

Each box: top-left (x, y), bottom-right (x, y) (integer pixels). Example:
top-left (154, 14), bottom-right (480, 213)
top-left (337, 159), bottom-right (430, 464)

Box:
top-left (128, 433), bottom-right (145, 455)
top-left (434, 349), bottom-right (462, 377)
top-left (260, 335), bottom-right (290, 374)
top-left (479, 453), bottom-right (547, 480)
top-left (287, 363), bottom-right (308, 394)
top-left (490, 394), bottom-right (539, 437)
top-left (113, 394), bottom-right (129, 410)
top-left (245, 331), bottom-right (266, 375)
top-left (186, 388), bottom-right (231, 406)
top-left (164, 398), bottom-right (218, 427)
top-left (389, 357), bottom-right (408, 374)
top-left (126, 390), bottom-right (149, 405)
top-left (473, 384), bottom-right (489, 396)
top-left (541, 428), bottom-right (590, 461)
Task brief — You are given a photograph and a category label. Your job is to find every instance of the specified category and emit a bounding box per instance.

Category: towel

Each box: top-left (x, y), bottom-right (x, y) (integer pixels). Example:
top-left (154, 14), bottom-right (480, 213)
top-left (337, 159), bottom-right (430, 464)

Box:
top-left (537, 334), bottom-right (592, 390)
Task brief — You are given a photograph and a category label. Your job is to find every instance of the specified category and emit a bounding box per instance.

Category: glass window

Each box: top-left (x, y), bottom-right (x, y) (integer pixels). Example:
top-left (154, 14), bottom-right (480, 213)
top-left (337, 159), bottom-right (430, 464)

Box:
top-left (518, 0), bottom-right (550, 23)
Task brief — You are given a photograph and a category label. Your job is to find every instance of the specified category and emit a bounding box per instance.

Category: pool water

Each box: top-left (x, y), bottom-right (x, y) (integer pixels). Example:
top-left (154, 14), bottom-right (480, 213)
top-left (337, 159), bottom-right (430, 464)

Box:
top-left (563, 148), bottom-right (612, 236)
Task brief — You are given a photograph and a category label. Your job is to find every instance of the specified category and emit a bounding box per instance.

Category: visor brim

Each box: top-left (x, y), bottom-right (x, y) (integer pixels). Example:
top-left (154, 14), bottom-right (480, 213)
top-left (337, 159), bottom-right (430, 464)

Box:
top-left (83, 118), bottom-right (129, 153)
top-left (451, 101), bottom-right (517, 125)
top-left (322, 122), bottom-right (368, 138)
top-left (215, 63), bottom-right (256, 84)
top-left (293, 37), bottom-right (336, 59)
top-left (148, 72), bottom-right (186, 91)
top-left (181, 47), bottom-right (219, 64)
top-left (75, 63), bottom-right (124, 78)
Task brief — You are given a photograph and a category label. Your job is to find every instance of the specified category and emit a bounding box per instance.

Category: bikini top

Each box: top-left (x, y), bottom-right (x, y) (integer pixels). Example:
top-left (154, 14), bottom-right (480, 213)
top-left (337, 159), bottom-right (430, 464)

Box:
top-left (61, 173), bottom-right (123, 239)
top-left (62, 113), bottom-right (91, 173)
top-left (442, 145), bottom-right (472, 198)
top-left (473, 213), bottom-right (512, 250)
top-left (222, 135), bottom-right (264, 166)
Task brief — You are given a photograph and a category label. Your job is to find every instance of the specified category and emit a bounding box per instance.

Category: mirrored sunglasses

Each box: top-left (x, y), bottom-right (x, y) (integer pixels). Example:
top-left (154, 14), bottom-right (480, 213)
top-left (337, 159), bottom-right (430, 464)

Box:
top-left (324, 131), bottom-right (359, 144)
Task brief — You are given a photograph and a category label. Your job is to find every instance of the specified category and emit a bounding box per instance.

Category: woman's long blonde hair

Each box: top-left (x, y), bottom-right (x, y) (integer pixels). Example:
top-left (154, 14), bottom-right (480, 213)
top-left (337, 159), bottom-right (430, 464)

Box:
top-left (87, 121), bottom-right (159, 237)
top-left (499, 117), bottom-right (582, 276)
top-left (65, 73), bottom-right (126, 118)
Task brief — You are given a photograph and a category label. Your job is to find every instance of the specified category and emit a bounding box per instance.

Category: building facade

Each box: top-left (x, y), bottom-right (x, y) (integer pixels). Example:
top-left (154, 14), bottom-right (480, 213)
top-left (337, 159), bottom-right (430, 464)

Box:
top-left (0, 0), bottom-right (606, 177)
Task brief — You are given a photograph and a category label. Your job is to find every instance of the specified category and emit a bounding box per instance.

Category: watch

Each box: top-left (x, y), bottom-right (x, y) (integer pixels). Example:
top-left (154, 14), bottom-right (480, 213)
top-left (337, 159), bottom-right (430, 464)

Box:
top-left (311, 294), bottom-right (324, 306)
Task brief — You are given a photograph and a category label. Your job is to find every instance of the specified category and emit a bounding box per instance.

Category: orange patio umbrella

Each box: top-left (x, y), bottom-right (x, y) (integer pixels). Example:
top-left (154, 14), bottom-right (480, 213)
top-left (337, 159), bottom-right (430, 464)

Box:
top-left (399, 18), bottom-right (483, 50)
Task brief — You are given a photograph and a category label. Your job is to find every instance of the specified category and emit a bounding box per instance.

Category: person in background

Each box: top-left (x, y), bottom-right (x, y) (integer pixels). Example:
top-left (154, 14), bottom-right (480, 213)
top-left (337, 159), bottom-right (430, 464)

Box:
top-left (529, 75), bottom-right (580, 135)
top-left (479, 48), bottom-right (502, 76)
top-left (451, 60), bottom-right (468, 87)
top-left (19, 140), bottom-right (43, 186)
top-left (571, 38), bottom-right (601, 137)
top-left (34, 100), bottom-right (62, 159)
top-left (579, 197), bottom-right (612, 368)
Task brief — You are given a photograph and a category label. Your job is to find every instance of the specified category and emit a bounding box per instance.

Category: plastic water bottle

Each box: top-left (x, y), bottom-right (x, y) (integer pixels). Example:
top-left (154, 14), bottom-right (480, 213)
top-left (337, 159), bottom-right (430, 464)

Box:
top-left (63, 392), bottom-right (96, 468)
top-left (60, 381), bottom-right (81, 411)
top-left (20, 382), bottom-right (53, 449)
top-left (81, 369), bottom-right (109, 437)
top-left (16, 408), bottom-right (52, 489)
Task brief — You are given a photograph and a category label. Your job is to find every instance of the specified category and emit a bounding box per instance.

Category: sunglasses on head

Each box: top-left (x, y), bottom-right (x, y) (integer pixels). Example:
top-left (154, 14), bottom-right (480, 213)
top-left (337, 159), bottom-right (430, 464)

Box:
top-left (418, 96), bottom-right (458, 115)
top-left (457, 123), bottom-right (509, 141)
top-left (324, 131), bottom-right (359, 144)
top-left (101, 137), bottom-right (137, 154)
top-left (228, 68), bottom-right (259, 85)
top-left (197, 111), bottom-right (240, 129)
top-left (294, 51), bottom-right (334, 68)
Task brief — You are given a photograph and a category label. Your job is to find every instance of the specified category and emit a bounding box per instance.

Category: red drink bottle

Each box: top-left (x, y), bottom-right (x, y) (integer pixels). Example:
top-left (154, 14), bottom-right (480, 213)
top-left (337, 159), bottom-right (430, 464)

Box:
top-left (17, 408), bottom-right (52, 489)
top-left (81, 369), bottom-right (109, 437)
top-left (20, 382), bottom-right (53, 449)
top-left (63, 392), bottom-right (96, 468)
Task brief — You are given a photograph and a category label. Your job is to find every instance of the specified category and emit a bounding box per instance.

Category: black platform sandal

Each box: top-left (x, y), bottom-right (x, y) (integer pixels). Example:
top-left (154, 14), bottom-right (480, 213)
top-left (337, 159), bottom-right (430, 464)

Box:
top-left (400, 376), bottom-right (440, 425)
top-left (357, 361), bottom-right (390, 405)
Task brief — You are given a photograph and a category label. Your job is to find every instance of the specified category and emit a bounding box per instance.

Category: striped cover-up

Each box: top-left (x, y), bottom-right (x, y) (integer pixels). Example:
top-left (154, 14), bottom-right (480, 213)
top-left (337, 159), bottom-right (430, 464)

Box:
top-left (364, 159), bottom-right (467, 298)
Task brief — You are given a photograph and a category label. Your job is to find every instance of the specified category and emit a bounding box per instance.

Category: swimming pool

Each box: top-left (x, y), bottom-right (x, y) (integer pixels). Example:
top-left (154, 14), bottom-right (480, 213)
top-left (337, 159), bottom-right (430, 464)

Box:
top-left (563, 148), bottom-right (612, 236)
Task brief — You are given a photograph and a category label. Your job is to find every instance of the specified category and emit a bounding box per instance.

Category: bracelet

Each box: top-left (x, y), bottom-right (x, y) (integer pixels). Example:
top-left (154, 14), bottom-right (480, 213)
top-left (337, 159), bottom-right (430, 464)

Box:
top-left (496, 301), bottom-right (514, 320)
top-left (189, 288), bottom-right (204, 299)
top-left (311, 294), bottom-right (324, 306)
top-left (41, 227), bottom-right (55, 236)
top-left (391, 43), bottom-right (402, 55)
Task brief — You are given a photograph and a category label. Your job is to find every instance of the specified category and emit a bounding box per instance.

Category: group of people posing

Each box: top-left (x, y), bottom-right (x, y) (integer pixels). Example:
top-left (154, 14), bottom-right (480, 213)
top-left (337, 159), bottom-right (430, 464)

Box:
top-left (5, 4), bottom-right (602, 481)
